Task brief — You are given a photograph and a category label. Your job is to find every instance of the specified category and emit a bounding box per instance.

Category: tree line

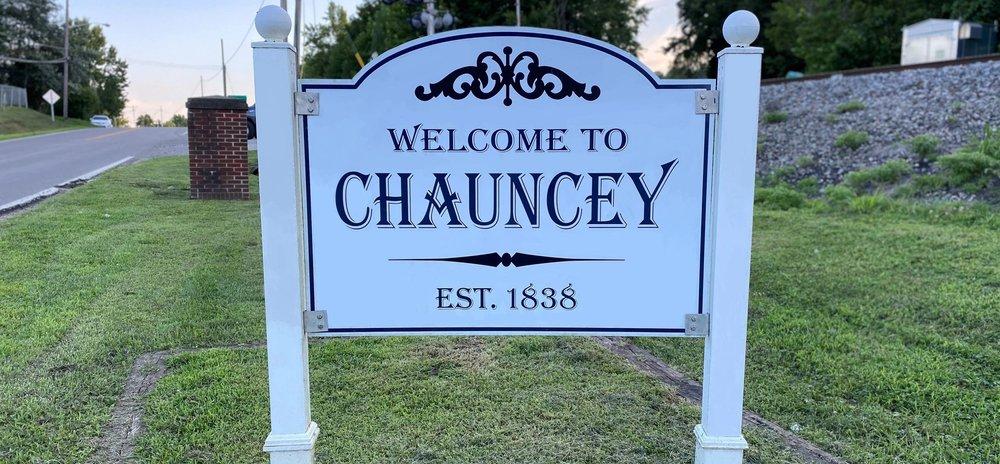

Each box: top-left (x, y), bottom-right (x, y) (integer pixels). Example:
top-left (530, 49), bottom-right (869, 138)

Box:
top-left (0, 0), bottom-right (127, 118)
top-left (669, 0), bottom-right (1000, 78)
top-left (301, 0), bottom-right (999, 81)
top-left (302, 0), bottom-right (648, 78)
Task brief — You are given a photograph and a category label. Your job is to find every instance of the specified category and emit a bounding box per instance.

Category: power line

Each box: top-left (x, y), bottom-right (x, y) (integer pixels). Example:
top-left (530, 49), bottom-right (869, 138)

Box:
top-left (126, 58), bottom-right (218, 70)
top-left (0, 55), bottom-right (65, 64)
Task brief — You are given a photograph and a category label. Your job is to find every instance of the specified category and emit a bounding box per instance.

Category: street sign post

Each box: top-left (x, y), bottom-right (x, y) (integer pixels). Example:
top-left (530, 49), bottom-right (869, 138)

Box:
top-left (42, 89), bottom-right (60, 122)
top-left (252, 5), bottom-right (762, 463)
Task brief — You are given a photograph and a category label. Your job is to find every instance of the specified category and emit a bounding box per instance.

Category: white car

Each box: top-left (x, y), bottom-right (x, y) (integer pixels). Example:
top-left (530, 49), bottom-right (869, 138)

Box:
top-left (90, 115), bottom-right (113, 128)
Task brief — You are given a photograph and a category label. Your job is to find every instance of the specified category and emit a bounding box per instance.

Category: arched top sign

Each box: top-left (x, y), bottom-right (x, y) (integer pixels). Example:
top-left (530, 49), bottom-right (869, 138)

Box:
top-left (297, 26), bottom-right (717, 336)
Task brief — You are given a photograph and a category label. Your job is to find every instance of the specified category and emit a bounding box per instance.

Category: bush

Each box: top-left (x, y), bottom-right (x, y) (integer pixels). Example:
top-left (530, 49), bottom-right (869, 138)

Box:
top-left (796, 155), bottom-right (816, 169)
top-left (824, 185), bottom-right (855, 206)
top-left (759, 165), bottom-right (795, 188)
top-left (835, 101), bottom-right (865, 113)
top-left (756, 186), bottom-right (806, 210)
top-left (936, 125), bottom-right (1000, 191)
top-left (850, 194), bottom-right (893, 213)
top-left (907, 134), bottom-right (940, 162)
top-left (795, 177), bottom-right (820, 196)
top-left (763, 111), bottom-right (788, 124)
top-left (843, 160), bottom-right (912, 192)
top-left (835, 130), bottom-right (869, 150)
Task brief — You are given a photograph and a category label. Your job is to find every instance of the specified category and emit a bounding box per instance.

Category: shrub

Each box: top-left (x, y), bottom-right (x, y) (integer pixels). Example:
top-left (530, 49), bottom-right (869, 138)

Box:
top-left (795, 177), bottom-right (820, 196)
top-left (835, 101), bottom-right (865, 113)
top-left (759, 165), bottom-right (795, 187)
top-left (936, 125), bottom-right (1000, 191)
top-left (763, 111), bottom-right (788, 124)
top-left (850, 194), bottom-right (893, 213)
top-left (824, 185), bottom-right (855, 206)
top-left (843, 160), bottom-right (912, 192)
top-left (907, 134), bottom-right (940, 162)
top-left (835, 130), bottom-right (869, 150)
top-left (824, 114), bottom-right (839, 124)
top-left (755, 186), bottom-right (806, 210)
top-left (796, 155), bottom-right (816, 169)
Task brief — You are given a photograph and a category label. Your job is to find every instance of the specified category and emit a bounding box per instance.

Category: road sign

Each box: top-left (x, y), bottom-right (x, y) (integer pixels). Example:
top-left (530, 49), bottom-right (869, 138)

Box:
top-left (42, 89), bottom-right (60, 122)
top-left (42, 89), bottom-right (60, 105)
top-left (252, 5), bottom-right (763, 463)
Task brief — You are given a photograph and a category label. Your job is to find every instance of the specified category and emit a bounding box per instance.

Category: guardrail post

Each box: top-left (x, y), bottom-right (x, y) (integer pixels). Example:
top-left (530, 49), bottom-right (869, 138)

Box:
top-left (695, 10), bottom-right (763, 464)
top-left (252, 5), bottom-right (317, 464)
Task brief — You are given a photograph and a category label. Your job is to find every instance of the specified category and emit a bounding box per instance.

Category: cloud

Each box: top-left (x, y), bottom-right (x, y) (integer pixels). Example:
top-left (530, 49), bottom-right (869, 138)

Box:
top-left (636, 0), bottom-right (683, 74)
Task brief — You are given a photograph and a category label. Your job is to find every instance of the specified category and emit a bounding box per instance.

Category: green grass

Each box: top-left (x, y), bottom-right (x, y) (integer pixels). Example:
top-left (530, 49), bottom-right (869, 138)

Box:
top-left (763, 111), bottom-right (788, 124)
top-left (136, 339), bottom-right (803, 463)
top-left (834, 101), bottom-right (865, 114)
top-left (843, 159), bottom-right (912, 193)
top-left (0, 107), bottom-right (91, 140)
top-left (634, 206), bottom-right (1000, 463)
top-left (834, 130), bottom-right (869, 150)
top-left (0, 156), bottom-right (805, 463)
top-left (2, 155), bottom-right (997, 463)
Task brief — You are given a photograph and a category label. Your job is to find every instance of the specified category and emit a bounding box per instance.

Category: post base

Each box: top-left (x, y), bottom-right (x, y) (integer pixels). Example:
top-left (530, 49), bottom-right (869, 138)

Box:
top-left (694, 424), bottom-right (748, 464)
top-left (264, 421), bottom-right (319, 464)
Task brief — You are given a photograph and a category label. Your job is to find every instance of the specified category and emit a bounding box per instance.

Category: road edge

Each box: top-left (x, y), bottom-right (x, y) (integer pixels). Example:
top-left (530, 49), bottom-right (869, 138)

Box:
top-left (0, 156), bottom-right (135, 217)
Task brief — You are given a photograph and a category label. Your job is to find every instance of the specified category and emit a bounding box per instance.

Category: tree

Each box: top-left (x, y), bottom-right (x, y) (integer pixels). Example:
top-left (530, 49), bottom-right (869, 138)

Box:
top-left (136, 114), bottom-right (154, 127)
top-left (0, 1), bottom-right (127, 118)
top-left (666, 0), bottom-right (804, 78)
top-left (166, 114), bottom-right (187, 127)
top-left (303, 0), bottom-right (649, 79)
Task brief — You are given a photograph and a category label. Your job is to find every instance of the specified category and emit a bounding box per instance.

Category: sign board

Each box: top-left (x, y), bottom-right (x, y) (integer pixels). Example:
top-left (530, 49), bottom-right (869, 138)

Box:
top-left (42, 89), bottom-right (60, 105)
top-left (252, 6), bottom-right (762, 462)
top-left (300, 30), bottom-right (714, 336)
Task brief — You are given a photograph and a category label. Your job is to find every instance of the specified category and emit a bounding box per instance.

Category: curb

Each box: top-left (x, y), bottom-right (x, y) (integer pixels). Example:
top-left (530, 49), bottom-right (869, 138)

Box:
top-left (0, 156), bottom-right (135, 216)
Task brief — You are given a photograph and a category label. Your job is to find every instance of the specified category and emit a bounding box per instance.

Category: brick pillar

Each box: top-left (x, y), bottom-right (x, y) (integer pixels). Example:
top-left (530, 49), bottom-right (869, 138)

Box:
top-left (186, 96), bottom-right (250, 200)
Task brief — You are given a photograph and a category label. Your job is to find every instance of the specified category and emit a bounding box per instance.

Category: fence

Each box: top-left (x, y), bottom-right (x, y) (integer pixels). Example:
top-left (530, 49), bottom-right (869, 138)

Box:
top-left (0, 84), bottom-right (28, 108)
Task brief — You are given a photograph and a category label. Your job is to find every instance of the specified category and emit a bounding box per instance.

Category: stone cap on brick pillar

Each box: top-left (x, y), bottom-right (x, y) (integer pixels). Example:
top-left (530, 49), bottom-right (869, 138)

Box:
top-left (186, 96), bottom-right (248, 111)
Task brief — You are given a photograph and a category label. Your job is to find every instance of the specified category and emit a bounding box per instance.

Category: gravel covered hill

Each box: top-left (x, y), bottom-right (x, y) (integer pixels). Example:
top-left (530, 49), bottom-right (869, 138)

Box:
top-left (757, 59), bottom-right (1000, 186)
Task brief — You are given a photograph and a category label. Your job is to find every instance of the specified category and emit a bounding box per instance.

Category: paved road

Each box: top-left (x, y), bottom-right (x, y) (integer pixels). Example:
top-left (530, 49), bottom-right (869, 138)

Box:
top-left (0, 127), bottom-right (189, 206)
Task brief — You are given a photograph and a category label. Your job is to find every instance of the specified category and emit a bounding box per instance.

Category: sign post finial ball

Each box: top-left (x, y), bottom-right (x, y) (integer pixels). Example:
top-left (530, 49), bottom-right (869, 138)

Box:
top-left (722, 10), bottom-right (760, 47)
top-left (256, 5), bottom-right (292, 42)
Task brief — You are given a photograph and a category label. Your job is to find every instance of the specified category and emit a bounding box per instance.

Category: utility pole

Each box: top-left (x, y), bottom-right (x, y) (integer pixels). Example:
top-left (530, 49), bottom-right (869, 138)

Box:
top-left (280, 0), bottom-right (287, 10)
top-left (220, 39), bottom-right (228, 96)
top-left (159, 106), bottom-right (163, 126)
top-left (294, 0), bottom-right (302, 76)
top-left (516, 0), bottom-right (521, 26)
top-left (62, 0), bottom-right (69, 119)
top-left (200, 75), bottom-right (204, 97)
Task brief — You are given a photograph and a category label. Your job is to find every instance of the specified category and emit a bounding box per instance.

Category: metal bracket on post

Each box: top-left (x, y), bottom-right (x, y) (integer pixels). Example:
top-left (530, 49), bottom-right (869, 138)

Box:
top-left (303, 310), bottom-right (328, 333)
top-left (685, 313), bottom-right (710, 336)
top-left (695, 90), bottom-right (719, 114)
top-left (295, 92), bottom-right (320, 115)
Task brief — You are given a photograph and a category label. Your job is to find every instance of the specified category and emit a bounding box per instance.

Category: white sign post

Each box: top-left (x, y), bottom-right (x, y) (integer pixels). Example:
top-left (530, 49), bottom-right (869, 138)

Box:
top-left (252, 5), bottom-right (761, 463)
top-left (42, 89), bottom-right (60, 122)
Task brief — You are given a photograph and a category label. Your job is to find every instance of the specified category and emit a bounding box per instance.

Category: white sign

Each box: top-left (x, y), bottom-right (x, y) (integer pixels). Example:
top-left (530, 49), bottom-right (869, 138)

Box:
top-left (301, 32), bottom-right (714, 336)
top-left (252, 6), bottom-right (763, 464)
top-left (42, 89), bottom-right (60, 105)
top-left (43, 89), bottom-right (60, 122)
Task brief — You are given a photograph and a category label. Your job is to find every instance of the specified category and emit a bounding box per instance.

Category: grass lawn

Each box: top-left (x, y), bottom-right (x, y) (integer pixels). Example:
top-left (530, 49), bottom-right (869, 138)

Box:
top-left (0, 107), bottom-right (91, 140)
top-left (635, 207), bottom-right (999, 463)
top-left (0, 156), bottom-right (804, 463)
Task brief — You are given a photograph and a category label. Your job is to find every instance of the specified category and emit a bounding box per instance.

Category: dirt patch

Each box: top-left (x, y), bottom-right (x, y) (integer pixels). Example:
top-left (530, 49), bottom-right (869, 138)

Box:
top-left (412, 337), bottom-right (495, 372)
top-left (593, 336), bottom-right (847, 464)
top-left (89, 343), bottom-right (263, 464)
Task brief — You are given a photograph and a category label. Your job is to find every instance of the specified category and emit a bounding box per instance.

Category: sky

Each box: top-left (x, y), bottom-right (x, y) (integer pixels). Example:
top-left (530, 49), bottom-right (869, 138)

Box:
top-left (69, 0), bottom-right (680, 122)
